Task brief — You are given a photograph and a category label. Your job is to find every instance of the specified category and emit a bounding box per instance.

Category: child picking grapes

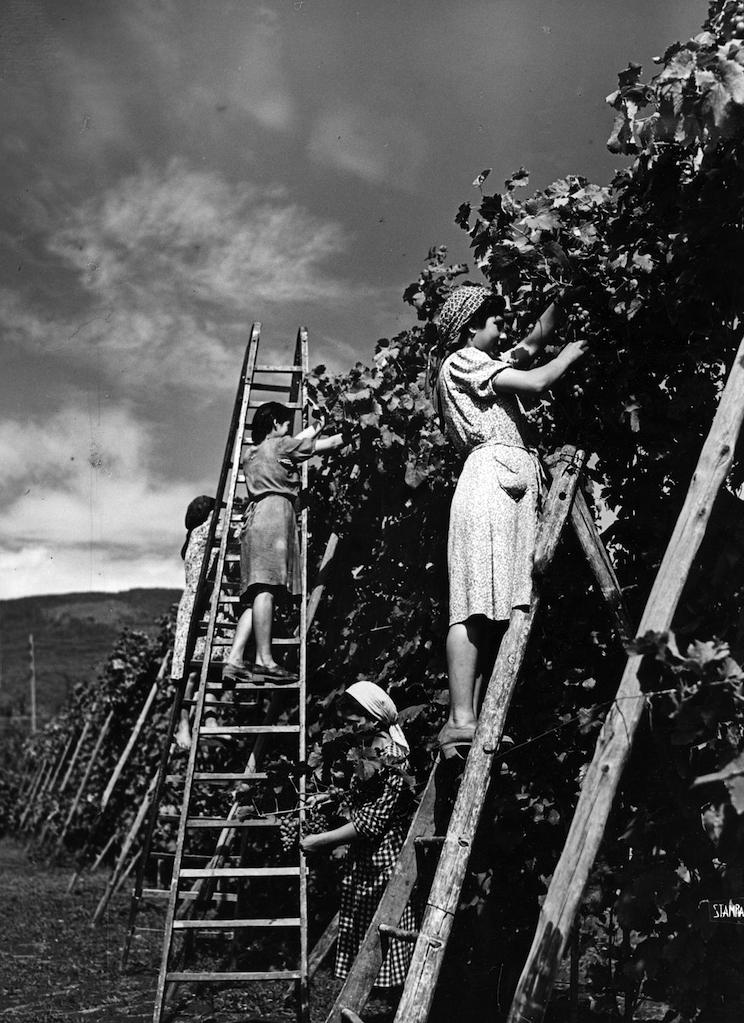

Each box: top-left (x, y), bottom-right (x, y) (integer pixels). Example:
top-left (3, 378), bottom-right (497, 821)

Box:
top-left (222, 402), bottom-right (342, 685)
top-left (300, 681), bottom-right (416, 989)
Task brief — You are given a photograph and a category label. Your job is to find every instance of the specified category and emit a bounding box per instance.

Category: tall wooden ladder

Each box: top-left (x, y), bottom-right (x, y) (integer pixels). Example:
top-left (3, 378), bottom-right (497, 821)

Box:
top-left (325, 446), bottom-right (632, 1023)
top-left (146, 324), bottom-right (310, 1023)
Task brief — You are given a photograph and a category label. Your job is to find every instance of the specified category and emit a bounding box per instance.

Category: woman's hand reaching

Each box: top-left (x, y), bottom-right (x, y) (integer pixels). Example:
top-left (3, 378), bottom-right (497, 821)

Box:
top-left (300, 834), bottom-right (324, 855)
top-left (559, 337), bottom-right (590, 366)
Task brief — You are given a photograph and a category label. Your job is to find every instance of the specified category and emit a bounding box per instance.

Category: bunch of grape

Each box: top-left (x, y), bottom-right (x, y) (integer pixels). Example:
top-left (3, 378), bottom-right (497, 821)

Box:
top-left (303, 806), bottom-right (329, 836)
top-left (278, 815), bottom-right (299, 852)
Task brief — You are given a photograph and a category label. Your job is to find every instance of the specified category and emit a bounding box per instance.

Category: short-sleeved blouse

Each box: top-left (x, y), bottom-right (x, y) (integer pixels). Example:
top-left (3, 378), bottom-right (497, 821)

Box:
top-left (244, 435), bottom-right (316, 501)
top-left (436, 347), bottom-right (529, 455)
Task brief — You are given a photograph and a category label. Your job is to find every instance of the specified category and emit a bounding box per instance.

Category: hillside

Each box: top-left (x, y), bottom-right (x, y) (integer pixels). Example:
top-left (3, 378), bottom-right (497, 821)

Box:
top-left (0, 588), bottom-right (180, 723)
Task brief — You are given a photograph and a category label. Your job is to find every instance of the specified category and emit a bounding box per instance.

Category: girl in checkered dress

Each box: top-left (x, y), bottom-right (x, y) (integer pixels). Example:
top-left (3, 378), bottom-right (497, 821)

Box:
top-left (300, 681), bottom-right (416, 988)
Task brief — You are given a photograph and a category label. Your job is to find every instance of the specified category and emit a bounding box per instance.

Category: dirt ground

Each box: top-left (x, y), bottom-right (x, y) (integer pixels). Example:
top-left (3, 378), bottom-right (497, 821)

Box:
top-left (0, 837), bottom-right (352, 1023)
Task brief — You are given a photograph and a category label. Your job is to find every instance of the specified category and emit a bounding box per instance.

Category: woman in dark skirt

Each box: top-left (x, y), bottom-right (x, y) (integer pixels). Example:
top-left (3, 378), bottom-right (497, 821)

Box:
top-left (222, 401), bottom-right (342, 684)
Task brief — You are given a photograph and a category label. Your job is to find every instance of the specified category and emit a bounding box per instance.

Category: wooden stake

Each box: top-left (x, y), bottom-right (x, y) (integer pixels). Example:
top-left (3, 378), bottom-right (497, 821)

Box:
top-left (59, 720), bottom-right (91, 794)
top-left (28, 633), bottom-right (36, 735)
top-left (53, 710), bottom-right (114, 857)
top-left (392, 447), bottom-right (585, 1023)
top-left (508, 337), bottom-right (744, 1023)
top-left (100, 651), bottom-right (169, 813)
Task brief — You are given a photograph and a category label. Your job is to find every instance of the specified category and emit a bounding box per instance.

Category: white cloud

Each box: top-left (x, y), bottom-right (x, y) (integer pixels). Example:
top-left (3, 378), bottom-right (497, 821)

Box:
top-left (0, 405), bottom-right (205, 599)
top-left (1, 160), bottom-right (353, 395)
top-left (308, 106), bottom-right (429, 189)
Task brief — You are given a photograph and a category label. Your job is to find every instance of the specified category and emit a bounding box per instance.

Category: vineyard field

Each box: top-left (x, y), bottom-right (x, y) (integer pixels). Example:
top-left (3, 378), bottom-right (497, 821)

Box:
top-left (0, 589), bottom-right (180, 721)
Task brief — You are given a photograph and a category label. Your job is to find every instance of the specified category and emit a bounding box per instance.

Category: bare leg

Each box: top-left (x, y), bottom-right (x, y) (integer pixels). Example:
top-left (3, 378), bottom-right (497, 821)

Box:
top-left (226, 607), bottom-right (253, 666)
top-left (252, 588), bottom-right (276, 668)
top-left (472, 621), bottom-right (506, 717)
top-left (444, 616), bottom-right (490, 728)
top-left (175, 671), bottom-right (198, 750)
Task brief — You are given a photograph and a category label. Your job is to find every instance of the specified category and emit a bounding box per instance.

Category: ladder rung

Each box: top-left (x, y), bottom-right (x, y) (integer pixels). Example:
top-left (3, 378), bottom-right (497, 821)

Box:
top-left (414, 836), bottom-right (445, 847)
top-left (202, 681), bottom-right (301, 693)
top-left (166, 970), bottom-right (301, 982)
top-left (142, 888), bottom-right (239, 904)
top-left (185, 817), bottom-right (279, 828)
top-left (255, 364), bottom-right (302, 373)
top-left (180, 867), bottom-right (300, 878)
top-left (173, 917), bottom-right (300, 929)
top-left (197, 726), bottom-right (300, 735)
top-left (249, 382), bottom-right (291, 393)
top-left (248, 400), bottom-right (302, 409)
top-left (378, 923), bottom-right (420, 944)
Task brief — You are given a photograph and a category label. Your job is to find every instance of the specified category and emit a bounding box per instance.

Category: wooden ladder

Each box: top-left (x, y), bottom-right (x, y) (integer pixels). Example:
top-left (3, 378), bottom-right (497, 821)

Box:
top-left (141, 324), bottom-right (311, 1023)
top-left (326, 446), bottom-right (631, 1023)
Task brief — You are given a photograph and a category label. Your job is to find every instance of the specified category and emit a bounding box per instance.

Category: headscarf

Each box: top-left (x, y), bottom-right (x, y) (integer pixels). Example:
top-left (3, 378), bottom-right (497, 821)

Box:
top-left (180, 495), bottom-right (215, 559)
top-left (345, 681), bottom-right (410, 759)
top-left (436, 285), bottom-right (491, 347)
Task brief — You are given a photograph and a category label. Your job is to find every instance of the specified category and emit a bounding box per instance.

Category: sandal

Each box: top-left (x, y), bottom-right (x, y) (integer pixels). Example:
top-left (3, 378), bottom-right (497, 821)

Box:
top-left (437, 722), bottom-right (476, 760)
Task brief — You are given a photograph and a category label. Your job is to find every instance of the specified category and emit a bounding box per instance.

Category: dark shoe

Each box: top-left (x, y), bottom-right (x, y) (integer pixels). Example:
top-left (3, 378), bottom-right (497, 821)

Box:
top-left (252, 662), bottom-right (297, 682)
top-left (222, 661), bottom-right (254, 689)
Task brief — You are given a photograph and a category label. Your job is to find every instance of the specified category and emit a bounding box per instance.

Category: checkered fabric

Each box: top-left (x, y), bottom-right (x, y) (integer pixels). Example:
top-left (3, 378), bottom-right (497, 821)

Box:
top-left (437, 285), bottom-right (490, 347)
top-left (335, 766), bottom-right (418, 988)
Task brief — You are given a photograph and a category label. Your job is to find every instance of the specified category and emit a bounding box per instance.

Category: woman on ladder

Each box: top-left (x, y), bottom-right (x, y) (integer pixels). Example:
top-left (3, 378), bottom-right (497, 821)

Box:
top-left (222, 401), bottom-right (343, 685)
top-left (172, 495), bottom-right (218, 749)
top-left (435, 286), bottom-right (588, 758)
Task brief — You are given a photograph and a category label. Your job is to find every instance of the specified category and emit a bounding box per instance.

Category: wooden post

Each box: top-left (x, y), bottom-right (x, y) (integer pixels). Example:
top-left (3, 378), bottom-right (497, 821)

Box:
top-left (508, 337), bottom-right (744, 1023)
top-left (53, 710), bottom-right (114, 857)
top-left (567, 489), bottom-right (632, 642)
top-left (392, 448), bottom-right (585, 1023)
top-left (28, 633), bottom-right (37, 734)
top-left (19, 758), bottom-right (51, 830)
top-left (93, 768), bottom-right (159, 925)
top-left (47, 731), bottom-right (76, 795)
top-left (100, 652), bottom-right (169, 813)
top-left (303, 532), bottom-right (338, 634)
top-left (59, 720), bottom-right (91, 794)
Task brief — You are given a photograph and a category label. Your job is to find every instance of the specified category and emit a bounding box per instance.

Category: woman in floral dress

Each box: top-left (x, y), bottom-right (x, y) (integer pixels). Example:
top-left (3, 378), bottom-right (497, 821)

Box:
top-left (435, 286), bottom-right (588, 756)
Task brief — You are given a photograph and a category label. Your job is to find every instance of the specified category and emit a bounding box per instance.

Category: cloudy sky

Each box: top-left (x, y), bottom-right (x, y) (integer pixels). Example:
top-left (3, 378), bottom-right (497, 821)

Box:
top-left (1, 0), bottom-right (702, 599)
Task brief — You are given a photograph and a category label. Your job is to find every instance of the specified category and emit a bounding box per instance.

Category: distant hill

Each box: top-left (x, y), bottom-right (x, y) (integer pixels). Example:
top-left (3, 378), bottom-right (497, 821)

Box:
top-left (0, 588), bottom-right (181, 723)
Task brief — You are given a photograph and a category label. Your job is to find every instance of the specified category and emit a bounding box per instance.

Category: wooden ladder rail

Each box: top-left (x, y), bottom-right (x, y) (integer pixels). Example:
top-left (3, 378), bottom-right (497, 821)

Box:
top-left (152, 326), bottom-right (311, 1023)
top-left (507, 334), bottom-right (744, 1023)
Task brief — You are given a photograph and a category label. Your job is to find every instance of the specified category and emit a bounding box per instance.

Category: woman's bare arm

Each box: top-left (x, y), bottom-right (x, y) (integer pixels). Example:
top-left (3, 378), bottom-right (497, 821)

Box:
top-left (494, 338), bottom-right (587, 396)
top-left (505, 302), bottom-right (557, 367)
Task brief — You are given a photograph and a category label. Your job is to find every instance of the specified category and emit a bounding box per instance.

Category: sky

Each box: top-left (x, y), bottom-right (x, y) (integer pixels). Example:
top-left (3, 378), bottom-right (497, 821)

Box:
top-left (0, 0), bottom-right (704, 599)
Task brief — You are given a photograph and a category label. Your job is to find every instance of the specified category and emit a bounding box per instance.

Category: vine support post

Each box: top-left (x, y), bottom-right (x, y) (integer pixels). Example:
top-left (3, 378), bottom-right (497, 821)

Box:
top-left (507, 336), bottom-right (744, 1023)
top-left (52, 709), bottom-right (114, 857)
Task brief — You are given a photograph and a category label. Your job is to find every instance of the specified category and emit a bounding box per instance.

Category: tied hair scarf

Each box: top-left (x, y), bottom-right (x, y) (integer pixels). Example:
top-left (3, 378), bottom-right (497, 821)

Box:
top-left (345, 681), bottom-right (410, 760)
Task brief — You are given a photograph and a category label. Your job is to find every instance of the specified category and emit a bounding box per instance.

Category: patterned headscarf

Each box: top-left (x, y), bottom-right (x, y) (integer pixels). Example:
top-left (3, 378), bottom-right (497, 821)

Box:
top-left (345, 681), bottom-right (410, 759)
top-left (436, 285), bottom-right (491, 347)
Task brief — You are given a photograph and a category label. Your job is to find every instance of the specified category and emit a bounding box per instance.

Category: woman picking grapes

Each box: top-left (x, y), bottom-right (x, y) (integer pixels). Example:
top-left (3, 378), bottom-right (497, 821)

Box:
top-left (300, 681), bottom-right (416, 990)
top-left (435, 285), bottom-right (588, 758)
